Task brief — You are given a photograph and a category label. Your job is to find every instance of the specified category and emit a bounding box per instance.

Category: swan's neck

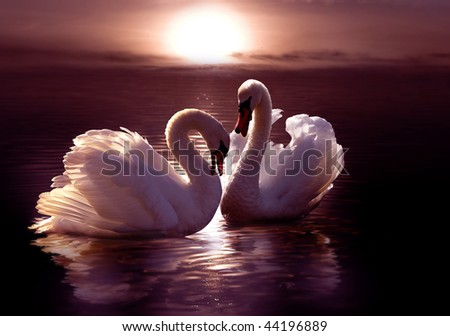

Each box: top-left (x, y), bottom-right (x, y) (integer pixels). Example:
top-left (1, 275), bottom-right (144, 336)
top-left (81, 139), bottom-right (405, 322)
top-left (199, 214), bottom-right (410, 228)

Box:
top-left (229, 89), bottom-right (273, 204)
top-left (165, 109), bottom-right (223, 234)
top-left (239, 90), bottom-right (273, 175)
top-left (247, 93), bottom-right (273, 156)
top-left (166, 110), bottom-right (216, 186)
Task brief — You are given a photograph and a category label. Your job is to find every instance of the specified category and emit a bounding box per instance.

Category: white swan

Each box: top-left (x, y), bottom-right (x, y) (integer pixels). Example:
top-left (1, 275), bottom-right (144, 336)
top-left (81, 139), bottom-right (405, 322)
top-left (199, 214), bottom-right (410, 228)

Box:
top-left (221, 79), bottom-right (344, 223)
top-left (31, 109), bottom-right (230, 237)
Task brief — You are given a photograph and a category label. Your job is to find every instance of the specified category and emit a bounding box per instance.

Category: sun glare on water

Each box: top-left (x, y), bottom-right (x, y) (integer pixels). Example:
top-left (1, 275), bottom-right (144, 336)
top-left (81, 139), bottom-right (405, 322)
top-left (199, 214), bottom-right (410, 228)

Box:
top-left (167, 6), bottom-right (248, 64)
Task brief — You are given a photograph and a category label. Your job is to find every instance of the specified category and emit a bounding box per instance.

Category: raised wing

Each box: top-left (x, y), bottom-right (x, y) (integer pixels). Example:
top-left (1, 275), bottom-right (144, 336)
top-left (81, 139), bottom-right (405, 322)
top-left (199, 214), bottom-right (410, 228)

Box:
top-left (259, 114), bottom-right (344, 216)
top-left (36, 129), bottom-right (188, 235)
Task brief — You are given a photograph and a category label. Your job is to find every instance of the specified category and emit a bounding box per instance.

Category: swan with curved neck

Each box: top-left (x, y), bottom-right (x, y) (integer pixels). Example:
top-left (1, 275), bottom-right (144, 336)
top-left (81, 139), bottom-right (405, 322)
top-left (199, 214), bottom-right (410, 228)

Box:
top-left (221, 79), bottom-right (344, 222)
top-left (32, 109), bottom-right (229, 237)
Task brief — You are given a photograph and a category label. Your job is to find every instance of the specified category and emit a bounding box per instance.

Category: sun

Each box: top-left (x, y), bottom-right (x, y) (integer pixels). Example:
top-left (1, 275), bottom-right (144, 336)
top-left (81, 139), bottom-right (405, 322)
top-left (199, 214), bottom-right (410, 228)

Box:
top-left (167, 5), bottom-right (248, 64)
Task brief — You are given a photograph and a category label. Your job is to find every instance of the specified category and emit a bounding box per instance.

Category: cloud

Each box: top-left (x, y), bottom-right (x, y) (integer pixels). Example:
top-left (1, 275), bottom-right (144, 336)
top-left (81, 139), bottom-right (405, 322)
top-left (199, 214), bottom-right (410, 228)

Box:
top-left (276, 0), bottom-right (450, 6)
top-left (231, 50), bottom-right (355, 66)
top-left (0, 44), bottom-right (179, 68)
top-left (231, 50), bottom-right (450, 68)
top-left (2, 43), bottom-right (450, 69)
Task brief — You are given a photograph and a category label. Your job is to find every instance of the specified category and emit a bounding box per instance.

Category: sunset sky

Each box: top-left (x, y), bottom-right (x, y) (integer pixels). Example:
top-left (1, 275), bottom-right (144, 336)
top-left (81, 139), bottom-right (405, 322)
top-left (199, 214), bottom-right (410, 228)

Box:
top-left (1, 0), bottom-right (450, 67)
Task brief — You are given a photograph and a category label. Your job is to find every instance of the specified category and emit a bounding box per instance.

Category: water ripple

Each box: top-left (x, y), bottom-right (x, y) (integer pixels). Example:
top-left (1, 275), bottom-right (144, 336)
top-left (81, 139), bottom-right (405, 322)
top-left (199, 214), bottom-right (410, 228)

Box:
top-left (33, 218), bottom-right (341, 315)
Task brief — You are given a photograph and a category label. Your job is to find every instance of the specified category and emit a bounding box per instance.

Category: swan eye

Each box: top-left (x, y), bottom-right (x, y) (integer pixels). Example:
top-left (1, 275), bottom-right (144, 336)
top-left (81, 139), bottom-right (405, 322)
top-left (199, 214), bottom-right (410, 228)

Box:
top-left (238, 96), bottom-right (252, 114)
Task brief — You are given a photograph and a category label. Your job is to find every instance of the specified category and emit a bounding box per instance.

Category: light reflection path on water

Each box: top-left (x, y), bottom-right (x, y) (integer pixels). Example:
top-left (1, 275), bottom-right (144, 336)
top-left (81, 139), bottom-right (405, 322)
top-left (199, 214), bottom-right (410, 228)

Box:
top-left (33, 211), bottom-right (340, 315)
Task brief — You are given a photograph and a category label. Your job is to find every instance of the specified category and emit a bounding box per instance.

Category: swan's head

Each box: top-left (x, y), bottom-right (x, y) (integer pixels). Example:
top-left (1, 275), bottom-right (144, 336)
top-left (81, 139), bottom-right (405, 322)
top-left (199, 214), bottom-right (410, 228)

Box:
top-left (235, 79), bottom-right (267, 137)
top-left (166, 109), bottom-right (230, 176)
top-left (203, 121), bottom-right (230, 176)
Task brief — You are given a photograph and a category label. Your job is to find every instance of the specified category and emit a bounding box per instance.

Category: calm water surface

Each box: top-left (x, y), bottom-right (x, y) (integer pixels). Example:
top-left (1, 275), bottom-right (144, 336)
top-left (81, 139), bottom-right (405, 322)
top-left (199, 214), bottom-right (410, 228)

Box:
top-left (1, 66), bottom-right (449, 315)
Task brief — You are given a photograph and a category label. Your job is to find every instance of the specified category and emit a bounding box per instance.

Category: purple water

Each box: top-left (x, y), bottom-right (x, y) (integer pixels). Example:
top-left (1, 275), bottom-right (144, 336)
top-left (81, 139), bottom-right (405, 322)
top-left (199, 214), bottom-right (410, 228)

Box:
top-left (1, 65), bottom-right (449, 315)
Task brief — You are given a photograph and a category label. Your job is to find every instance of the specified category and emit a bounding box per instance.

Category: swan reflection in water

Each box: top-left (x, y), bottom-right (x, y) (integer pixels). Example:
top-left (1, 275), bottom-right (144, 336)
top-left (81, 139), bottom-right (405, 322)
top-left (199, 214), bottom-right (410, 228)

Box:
top-left (33, 216), bottom-right (341, 315)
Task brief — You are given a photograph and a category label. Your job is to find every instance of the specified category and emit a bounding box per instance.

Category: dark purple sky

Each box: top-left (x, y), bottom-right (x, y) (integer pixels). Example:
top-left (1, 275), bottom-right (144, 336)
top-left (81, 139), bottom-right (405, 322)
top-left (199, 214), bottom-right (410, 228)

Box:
top-left (1, 0), bottom-right (450, 67)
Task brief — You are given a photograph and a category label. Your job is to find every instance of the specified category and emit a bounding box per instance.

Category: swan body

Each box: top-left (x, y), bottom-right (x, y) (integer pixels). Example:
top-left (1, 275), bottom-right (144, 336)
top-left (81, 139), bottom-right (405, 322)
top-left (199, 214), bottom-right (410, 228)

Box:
top-left (221, 79), bottom-right (344, 223)
top-left (32, 109), bottom-right (230, 237)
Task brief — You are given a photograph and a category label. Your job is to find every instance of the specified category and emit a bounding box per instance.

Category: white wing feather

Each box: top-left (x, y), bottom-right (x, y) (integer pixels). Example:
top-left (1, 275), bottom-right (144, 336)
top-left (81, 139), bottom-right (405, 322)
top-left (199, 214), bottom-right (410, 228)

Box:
top-left (259, 114), bottom-right (344, 217)
top-left (34, 129), bottom-right (189, 236)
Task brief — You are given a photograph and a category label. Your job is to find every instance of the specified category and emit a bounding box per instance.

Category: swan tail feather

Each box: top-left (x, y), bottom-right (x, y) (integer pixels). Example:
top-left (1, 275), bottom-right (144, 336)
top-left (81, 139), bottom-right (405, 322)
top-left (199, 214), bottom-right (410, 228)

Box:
top-left (34, 183), bottom-right (151, 235)
top-left (30, 217), bottom-right (54, 234)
